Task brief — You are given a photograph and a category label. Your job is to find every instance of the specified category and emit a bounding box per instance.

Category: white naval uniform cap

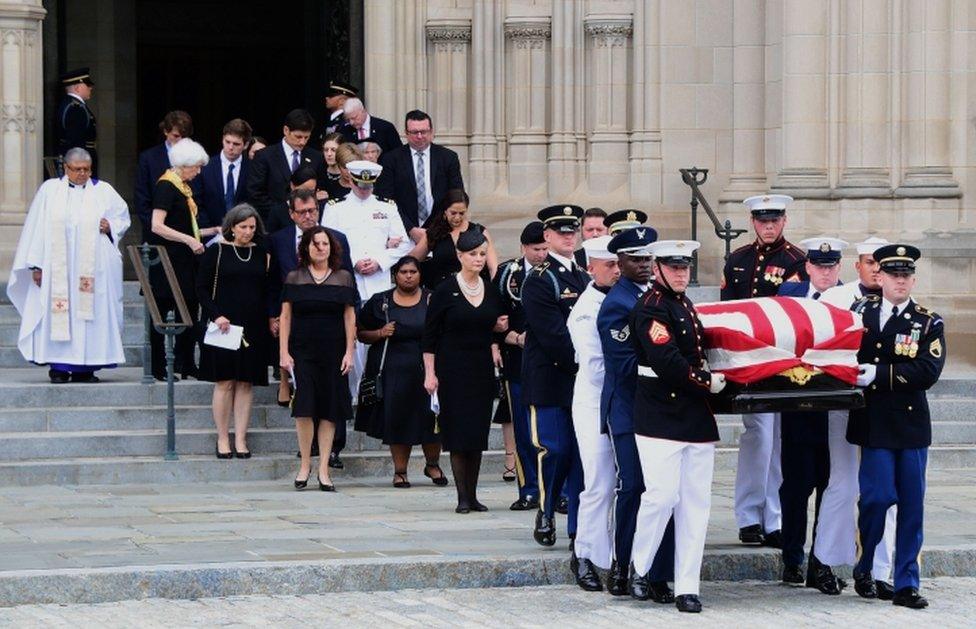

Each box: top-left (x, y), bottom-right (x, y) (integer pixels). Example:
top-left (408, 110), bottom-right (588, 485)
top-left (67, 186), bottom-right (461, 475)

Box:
top-left (855, 236), bottom-right (889, 256)
top-left (582, 235), bottom-right (617, 260)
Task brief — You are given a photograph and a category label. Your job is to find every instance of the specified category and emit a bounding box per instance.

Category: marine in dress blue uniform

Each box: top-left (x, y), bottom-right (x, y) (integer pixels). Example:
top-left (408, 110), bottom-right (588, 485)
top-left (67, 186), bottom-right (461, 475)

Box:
top-left (522, 204), bottom-right (590, 547)
top-left (598, 218), bottom-right (676, 600)
top-left (776, 237), bottom-right (849, 593)
top-left (629, 240), bottom-right (723, 614)
top-left (848, 244), bottom-right (945, 609)
top-left (723, 194), bottom-right (807, 548)
top-left (56, 68), bottom-right (97, 176)
top-left (494, 221), bottom-right (544, 511)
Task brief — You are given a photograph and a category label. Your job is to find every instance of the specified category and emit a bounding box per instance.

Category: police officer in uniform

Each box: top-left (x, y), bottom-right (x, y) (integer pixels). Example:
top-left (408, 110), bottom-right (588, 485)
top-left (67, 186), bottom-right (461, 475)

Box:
top-left (495, 221), bottom-right (547, 511)
top-left (567, 235), bottom-right (620, 590)
top-left (521, 204), bottom-right (590, 547)
top-left (722, 194), bottom-right (806, 547)
top-left (776, 237), bottom-right (849, 593)
top-left (848, 244), bottom-right (945, 609)
top-left (599, 216), bottom-right (675, 601)
top-left (630, 240), bottom-right (725, 613)
top-left (56, 68), bottom-right (97, 176)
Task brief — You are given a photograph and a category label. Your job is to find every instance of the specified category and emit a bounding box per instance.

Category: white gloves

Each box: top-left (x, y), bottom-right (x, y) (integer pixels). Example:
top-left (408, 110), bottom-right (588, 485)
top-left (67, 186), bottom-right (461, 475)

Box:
top-left (856, 363), bottom-right (877, 387)
top-left (709, 373), bottom-right (727, 394)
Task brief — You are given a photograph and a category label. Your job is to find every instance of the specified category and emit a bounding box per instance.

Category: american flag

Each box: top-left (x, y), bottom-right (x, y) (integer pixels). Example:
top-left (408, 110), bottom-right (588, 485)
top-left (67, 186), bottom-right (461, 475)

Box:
top-left (695, 297), bottom-right (864, 385)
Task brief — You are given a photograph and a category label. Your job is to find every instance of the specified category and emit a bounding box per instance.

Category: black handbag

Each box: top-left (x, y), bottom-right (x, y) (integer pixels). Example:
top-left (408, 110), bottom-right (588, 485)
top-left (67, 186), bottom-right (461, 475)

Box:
top-left (357, 296), bottom-right (390, 407)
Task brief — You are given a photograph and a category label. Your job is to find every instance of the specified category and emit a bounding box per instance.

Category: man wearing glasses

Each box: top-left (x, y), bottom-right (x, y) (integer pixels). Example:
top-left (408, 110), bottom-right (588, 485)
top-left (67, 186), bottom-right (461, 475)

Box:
top-left (374, 109), bottom-right (464, 243)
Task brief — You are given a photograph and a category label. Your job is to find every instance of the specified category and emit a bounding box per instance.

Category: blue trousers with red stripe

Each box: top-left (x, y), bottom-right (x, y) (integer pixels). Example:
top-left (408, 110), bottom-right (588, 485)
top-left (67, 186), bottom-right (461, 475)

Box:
top-left (855, 446), bottom-right (927, 591)
top-left (531, 405), bottom-right (583, 535)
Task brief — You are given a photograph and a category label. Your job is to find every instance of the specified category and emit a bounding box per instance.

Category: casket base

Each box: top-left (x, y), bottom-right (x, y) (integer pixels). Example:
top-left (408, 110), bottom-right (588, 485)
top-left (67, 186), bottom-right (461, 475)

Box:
top-left (725, 388), bottom-right (865, 414)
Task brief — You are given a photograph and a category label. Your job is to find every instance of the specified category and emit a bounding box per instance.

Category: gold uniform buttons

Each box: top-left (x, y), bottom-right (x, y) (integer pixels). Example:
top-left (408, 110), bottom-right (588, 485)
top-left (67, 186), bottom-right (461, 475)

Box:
top-left (670, 393), bottom-right (676, 399)
top-left (876, 343), bottom-right (882, 349)
top-left (908, 405), bottom-right (913, 411)
top-left (873, 357), bottom-right (879, 363)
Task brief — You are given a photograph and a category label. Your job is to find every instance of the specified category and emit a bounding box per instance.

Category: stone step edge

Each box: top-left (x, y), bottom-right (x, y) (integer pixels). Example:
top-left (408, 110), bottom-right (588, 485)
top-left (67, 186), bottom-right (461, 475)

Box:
top-left (2, 445), bottom-right (974, 468)
top-left (0, 545), bottom-right (973, 607)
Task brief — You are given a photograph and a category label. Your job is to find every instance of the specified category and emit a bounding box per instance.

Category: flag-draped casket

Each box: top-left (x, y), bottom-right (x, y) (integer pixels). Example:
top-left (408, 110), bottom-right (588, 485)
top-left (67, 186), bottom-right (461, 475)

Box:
top-left (695, 297), bottom-right (865, 410)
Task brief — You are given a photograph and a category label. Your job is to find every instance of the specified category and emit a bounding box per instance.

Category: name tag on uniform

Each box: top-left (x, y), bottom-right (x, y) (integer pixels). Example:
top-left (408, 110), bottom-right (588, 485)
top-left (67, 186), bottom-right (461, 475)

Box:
top-left (372, 212), bottom-right (387, 220)
top-left (560, 288), bottom-right (577, 299)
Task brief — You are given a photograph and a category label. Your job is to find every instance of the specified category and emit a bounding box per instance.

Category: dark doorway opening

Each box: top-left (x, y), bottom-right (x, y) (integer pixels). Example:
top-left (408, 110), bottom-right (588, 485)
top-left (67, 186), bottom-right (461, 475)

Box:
top-left (135, 0), bottom-right (353, 154)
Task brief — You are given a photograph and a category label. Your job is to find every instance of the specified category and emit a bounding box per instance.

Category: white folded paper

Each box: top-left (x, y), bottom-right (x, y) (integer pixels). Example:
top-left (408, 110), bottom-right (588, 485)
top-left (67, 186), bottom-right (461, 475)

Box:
top-left (430, 391), bottom-right (440, 415)
top-left (203, 321), bottom-right (244, 350)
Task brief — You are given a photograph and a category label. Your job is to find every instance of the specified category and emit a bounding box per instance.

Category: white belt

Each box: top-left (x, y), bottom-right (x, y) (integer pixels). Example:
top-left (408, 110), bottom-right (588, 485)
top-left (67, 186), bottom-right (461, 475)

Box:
top-left (637, 366), bottom-right (658, 378)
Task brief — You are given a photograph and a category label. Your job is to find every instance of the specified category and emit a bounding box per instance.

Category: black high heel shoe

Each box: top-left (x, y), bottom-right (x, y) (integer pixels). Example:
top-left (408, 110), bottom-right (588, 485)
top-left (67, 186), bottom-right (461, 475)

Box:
top-left (294, 472), bottom-right (310, 490)
top-left (424, 462), bottom-right (449, 486)
top-left (215, 443), bottom-right (233, 459)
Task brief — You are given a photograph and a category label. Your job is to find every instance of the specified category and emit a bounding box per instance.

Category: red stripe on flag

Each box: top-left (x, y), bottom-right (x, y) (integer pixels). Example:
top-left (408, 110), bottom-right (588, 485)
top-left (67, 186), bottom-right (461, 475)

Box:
top-left (697, 300), bottom-right (776, 345)
top-left (776, 297), bottom-right (814, 354)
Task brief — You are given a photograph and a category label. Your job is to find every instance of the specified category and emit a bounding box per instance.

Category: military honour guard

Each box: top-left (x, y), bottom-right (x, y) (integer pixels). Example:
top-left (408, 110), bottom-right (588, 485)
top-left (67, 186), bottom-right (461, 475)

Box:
top-left (56, 68), bottom-right (98, 175)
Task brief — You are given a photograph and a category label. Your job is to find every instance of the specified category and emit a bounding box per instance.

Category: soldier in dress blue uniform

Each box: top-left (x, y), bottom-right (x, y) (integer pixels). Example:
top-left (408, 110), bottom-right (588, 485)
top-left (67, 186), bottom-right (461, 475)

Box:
top-left (629, 240), bottom-right (725, 614)
top-left (723, 194), bottom-right (807, 548)
top-left (56, 68), bottom-right (97, 176)
top-left (598, 216), bottom-right (676, 602)
top-left (848, 244), bottom-right (945, 609)
top-left (776, 237), bottom-right (849, 593)
top-left (521, 204), bottom-right (591, 547)
top-left (495, 221), bottom-right (548, 511)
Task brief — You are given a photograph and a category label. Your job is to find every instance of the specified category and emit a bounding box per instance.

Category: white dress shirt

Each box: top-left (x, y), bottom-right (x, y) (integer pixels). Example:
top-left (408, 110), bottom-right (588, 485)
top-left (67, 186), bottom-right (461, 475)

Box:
top-left (879, 297), bottom-right (909, 329)
top-left (281, 139), bottom-right (302, 168)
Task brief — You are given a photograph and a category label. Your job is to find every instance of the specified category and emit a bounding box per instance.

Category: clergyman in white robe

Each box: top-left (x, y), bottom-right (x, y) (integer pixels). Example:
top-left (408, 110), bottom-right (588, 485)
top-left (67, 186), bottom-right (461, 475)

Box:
top-left (6, 175), bottom-right (130, 377)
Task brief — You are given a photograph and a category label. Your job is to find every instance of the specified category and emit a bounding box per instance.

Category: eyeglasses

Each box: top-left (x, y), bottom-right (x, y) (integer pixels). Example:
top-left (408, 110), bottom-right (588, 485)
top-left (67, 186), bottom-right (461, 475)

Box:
top-left (405, 129), bottom-right (431, 136)
top-left (292, 208), bottom-right (318, 216)
top-left (65, 165), bottom-right (91, 173)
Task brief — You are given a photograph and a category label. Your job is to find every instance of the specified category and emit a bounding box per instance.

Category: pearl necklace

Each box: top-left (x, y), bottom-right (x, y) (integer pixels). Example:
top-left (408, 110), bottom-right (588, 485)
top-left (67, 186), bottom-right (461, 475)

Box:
top-left (310, 267), bottom-right (332, 284)
top-left (232, 244), bottom-right (252, 262)
top-left (459, 275), bottom-right (483, 297)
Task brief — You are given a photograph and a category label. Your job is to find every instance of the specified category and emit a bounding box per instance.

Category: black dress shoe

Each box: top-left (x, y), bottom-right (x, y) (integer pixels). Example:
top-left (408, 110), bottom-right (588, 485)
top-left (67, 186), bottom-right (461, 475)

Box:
top-left (647, 581), bottom-right (675, 604)
top-left (48, 369), bottom-right (70, 384)
top-left (215, 443), bottom-right (233, 460)
top-left (892, 587), bottom-right (928, 609)
top-left (424, 463), bottom-right (449, 486)
top-left (471, 500), bottom-right (489, 512)
top-left (629, 565), bottom-right (650, 600)
top-left (806, 556), bottom-right (842, 595)
top-left (573, 555), bottom-right (603, 592)
top-left (234, 450), bottom-right (251, 459)
top-left (606, 561), bottom-right (629, 596)
top-left (568, 533), bottom-right (575, 553)
top-left (762, 529), bottom-right (783, 549)
top-left (70, 372), bottom-right (99, 383)
top-left (738, 524), bottom-right (764, 545)
top-left (455, 503), bottom-right (471, 514)
top-left (852, 570), bottom-right (877, 598)
top-left (328, 452), bottom-right (344, 469)
top-left (510, 496), bottom-right (539, 511)
top-left (318, 481), bottom-right (336, 492)
top-left (294, 474), bottom-right (309, 490)
top-left (555, 495), bottom-right (569, 515)
top-left (533, 510), bottom-right (556, 546)
top-left (875, 580), bottom-right (895, 601)
top-left (782, 564), bottom-right (804, 584)
top-left (675, 594), bottom-right (702, 613)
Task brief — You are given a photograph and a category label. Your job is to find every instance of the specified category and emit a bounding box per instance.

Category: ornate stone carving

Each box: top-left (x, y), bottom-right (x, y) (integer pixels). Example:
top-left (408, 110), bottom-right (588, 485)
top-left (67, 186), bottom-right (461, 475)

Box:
top-left (584, 16), bottom-right (633, 48)
top-left (426, 19), bottom-right (471, 53)
top-left (1, 29), bottom-right (24, 47)
top-left (0, 104), bottom-right (38, 134)
top-left (504, 18), bottom-right (551, 49)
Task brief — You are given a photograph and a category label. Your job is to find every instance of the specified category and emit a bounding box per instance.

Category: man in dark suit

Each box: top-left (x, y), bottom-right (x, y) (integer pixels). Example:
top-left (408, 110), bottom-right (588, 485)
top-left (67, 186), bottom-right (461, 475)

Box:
top-left (135, 110), bottom-right (196, 235)
top-left (338, 97), bottom-right (402, 153)
top-left (375, 110), bottom-right (464, 241)
top-left (268, 188), bottom-right (353, 465)
top-left (197, 118), bottom-right (253, 230)
top-left (776, 237), bottom-right (848, 594)
top-left (55, 68), bottom-right (98, 175)
top-left (247, 109), bottom-right (327, 234)
top-left (520, 205), bottom-right (590, 548)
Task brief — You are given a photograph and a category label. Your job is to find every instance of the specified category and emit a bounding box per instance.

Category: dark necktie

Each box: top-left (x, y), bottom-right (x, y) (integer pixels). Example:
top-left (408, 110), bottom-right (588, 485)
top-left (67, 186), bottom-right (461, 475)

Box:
top-left (291, 150), bottom-right (300, 173)
top-left (812, 291), bottom-right (821, 300)
top-left (224, 163), bottom-right (236, 211)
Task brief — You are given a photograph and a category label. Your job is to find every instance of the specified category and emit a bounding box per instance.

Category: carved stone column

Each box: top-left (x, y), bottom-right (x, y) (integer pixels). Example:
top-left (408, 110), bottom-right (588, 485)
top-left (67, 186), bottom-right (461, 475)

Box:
top-left (426, 19), bottom-right (471, 178)
top-left (895, 0), bottom-right (960, 197)
top-left (628, 0), bottom-right (662, 204)
top-left (0, 0), bottom-right (45, 234)
top-left (364, 0), bottom-right (426, 125)
top-left (584, 14), bottom-right (632, 196)
top-left (504, 17), bottom-right (550, 197)
top-left (547, 0), bottom-right (583, 198)
top-left (469, 0), bottom-right (500, 196)
top-left (771, 0), bottom-right (831, 197)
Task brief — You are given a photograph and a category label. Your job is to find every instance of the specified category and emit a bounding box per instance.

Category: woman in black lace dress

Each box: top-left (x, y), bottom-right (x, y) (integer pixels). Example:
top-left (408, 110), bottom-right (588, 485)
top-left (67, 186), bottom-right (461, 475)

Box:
top-left (196, 204), bottom-right (270, 459)
top-left (423, 231), bottom-right (507, 513)
top-left (279, 226), bottom-right (358, 491)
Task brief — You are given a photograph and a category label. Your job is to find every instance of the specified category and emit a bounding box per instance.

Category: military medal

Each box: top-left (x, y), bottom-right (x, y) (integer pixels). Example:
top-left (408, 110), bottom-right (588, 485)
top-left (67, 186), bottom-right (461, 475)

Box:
top-left (908, 329), bottom-right (920, 358)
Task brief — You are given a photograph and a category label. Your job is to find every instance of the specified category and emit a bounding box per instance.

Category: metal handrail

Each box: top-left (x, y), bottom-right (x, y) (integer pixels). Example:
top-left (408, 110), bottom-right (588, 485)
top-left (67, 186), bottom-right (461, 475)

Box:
top-left (679, 167), bottom-right (748, 286)
top-left (126, 245), bottom-right (192, 461)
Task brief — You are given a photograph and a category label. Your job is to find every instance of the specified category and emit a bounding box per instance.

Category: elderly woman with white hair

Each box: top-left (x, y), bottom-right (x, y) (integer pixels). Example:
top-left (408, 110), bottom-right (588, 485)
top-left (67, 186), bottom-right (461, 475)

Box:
top-left (148, 138), bottom-right (213, 381)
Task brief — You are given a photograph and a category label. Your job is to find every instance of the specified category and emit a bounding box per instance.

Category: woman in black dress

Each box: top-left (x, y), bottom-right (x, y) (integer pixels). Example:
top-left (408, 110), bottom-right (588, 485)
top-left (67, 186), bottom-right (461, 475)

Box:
top-left (356, 256), bottom-right (447, 488)
top-left (196, 204), bottom-right (270, 458)
top-left (410, 189), bottom-right (499, 289)
top-left (423, 231), bottom-right (507, 513)
top-left (321, 133), bottom-right (347, 202)
top-left (279, 226), bottom-right (358, 491)
top-left (149, 138), bottom-right (216, 380)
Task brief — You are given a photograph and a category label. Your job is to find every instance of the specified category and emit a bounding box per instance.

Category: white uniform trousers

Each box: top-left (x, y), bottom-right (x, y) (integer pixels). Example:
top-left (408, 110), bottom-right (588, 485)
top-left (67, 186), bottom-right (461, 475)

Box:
top-left (571, 402), bottom-right (615, 569)
top-left (812, 411), bottom-right (897, 578)
top-left (632, 436), bottom-right (714, 596)
top-left (734, 412), bottom-right (782, 531)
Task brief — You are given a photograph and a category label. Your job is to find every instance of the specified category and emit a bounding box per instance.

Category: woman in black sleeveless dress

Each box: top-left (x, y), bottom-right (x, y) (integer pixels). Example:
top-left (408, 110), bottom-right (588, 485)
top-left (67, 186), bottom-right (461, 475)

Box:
top-left (279, 226), bottom-right (358, 491)
top-left (423, 231), bottom-right (506, 513)
top-left (196, 204), bottom-right (270, 458)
